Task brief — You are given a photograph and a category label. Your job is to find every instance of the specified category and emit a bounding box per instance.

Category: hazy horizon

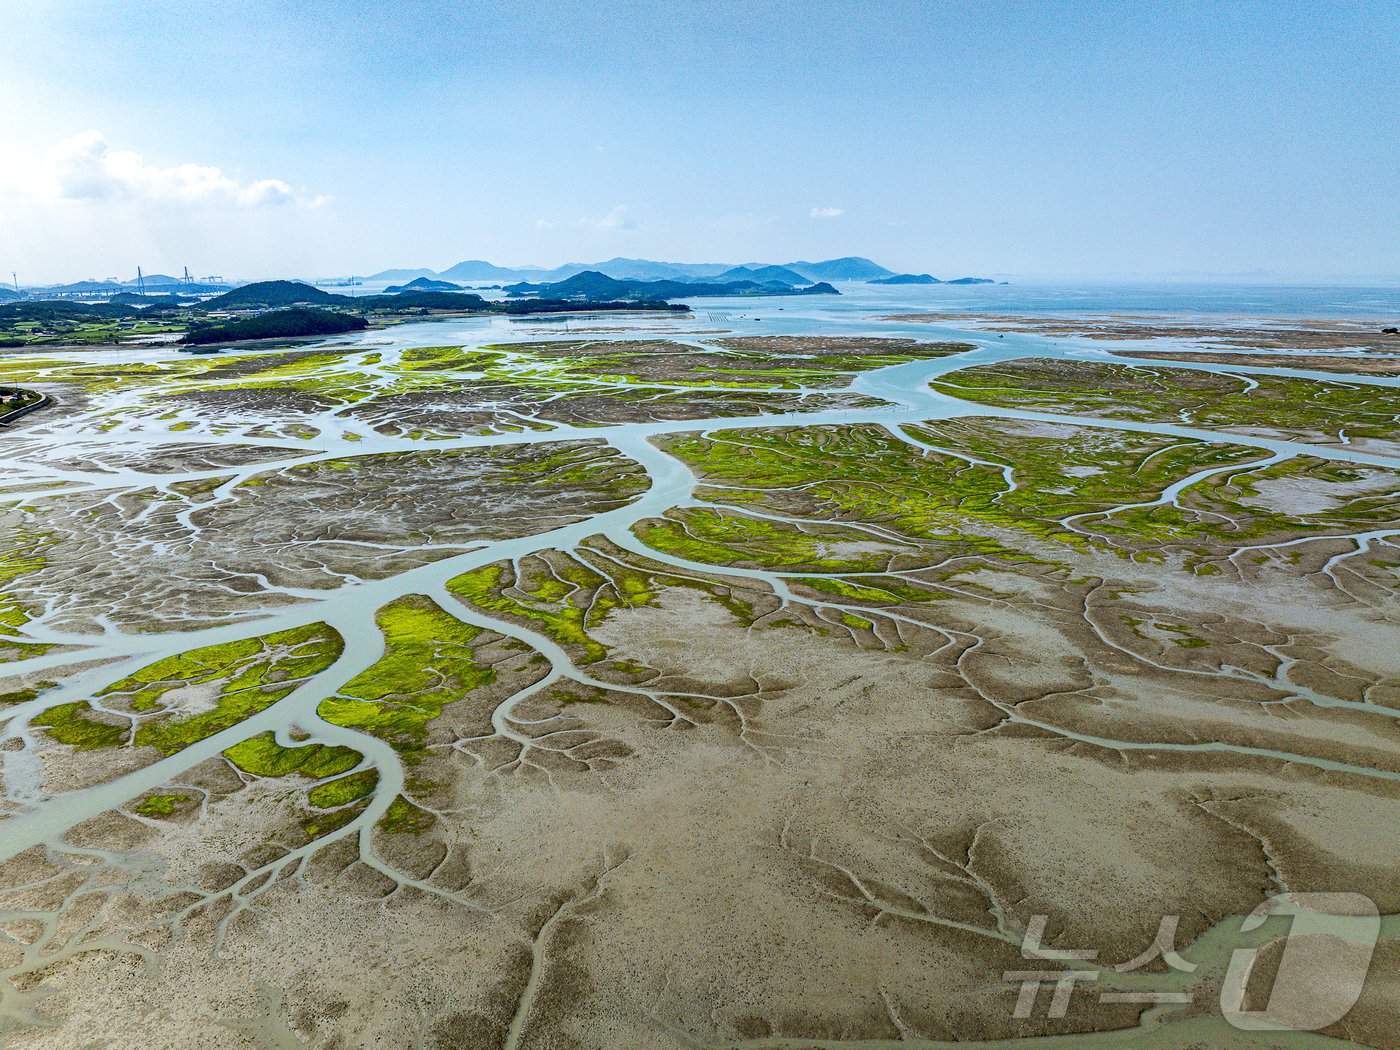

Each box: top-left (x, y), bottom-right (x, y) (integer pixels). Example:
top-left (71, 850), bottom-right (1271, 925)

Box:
top-left (15, 263), bottom-right (1400, 291)
top-left (3, 0), bottom-right (1397, 285)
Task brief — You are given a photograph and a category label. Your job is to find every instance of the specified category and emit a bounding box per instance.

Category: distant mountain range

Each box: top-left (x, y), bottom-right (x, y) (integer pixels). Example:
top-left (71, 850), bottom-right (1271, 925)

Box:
top-left (369, 256), bottom-right (896, 286)
top-left (195, 280), bottom-right (693, 314)
top-left (786, 258), bottom-right (895, 281)
top-left (502, 270), bottom-right (839, 302)
top-left (714, 264), bottom-right (811, 285)
top-left (13, 257), bottom-right (1003, 308)
top-left (366, 267), bottom-right (442, 283)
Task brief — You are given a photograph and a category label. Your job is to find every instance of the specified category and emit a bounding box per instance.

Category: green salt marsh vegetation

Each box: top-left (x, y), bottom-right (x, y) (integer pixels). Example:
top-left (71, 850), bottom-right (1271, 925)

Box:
top-left (656, 421), bottom-right (1270, 553)
top-left (32, 624), bottom-right (343, 756)
top-left (318, 595), bottom-right (498, 762)
top-left (934, 358), bottom-right (1400, 446)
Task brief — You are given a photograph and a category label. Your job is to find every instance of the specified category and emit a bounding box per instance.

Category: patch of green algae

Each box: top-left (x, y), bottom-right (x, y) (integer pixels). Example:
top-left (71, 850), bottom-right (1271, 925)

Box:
top-left (933, 360), bottom-right (1400, 446)
top-left (446, 553), bottom-right (693, 667)
top-left (32, 624), bottom-right (343, 755)
top-left (395, 346), bottom-right (506, 372)
top-left (302, 801), bottom-right (369, 840)
top-left (649, 422), bottom-right (1338, 568)
top-left (313, 595), bottom-right (509, 834)
top-left (317, 596), bottom-right (494, 760)
top-left (1, 683), bottom-right (52, 707)
top-left (223, 731), bottom-right (361, 779)
top-left (378, 795), bottom-right (436, 834)
top-left (635, 507), bottom-right (917, 573)
top-left (32, 702), bottom-right (127, 749)
top-left (447, 563), bottom-right (614, 664)
top-left (308, 768), bottom-right (379, 809)
top-left (475, 337), bottom-right (970, 391)
top-left (0, 529), bottom-right (52, 637)
top-left (0, 358), bottom-right (203, 393)
top-left (1103, 455), bottom-right (1400, 547)
top-left (448, 547), bottom-right (773, 660)
top-left (135, 793), bottom-right (195, 817)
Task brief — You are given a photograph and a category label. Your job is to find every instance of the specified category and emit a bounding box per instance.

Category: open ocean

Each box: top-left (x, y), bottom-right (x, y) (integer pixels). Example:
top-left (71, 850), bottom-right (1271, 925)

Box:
top-left (787, 281), bottom-right (1400, 321)
top-left (453, 280), bottom-right (1400, 326)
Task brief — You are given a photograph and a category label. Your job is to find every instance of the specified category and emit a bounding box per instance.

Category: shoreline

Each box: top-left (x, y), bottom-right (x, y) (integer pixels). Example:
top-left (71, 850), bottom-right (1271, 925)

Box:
top-left (0, 390), bottom-right (52, 426)
top-left (0, 305), bottom-right (698, 355)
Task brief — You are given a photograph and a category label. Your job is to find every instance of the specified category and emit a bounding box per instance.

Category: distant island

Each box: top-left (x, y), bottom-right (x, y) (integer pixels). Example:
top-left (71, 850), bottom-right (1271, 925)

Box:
top-left (504, 270), bottom-right (839, 301)
top-left (382, 277), bottom-right (466, 294)
top-left (0, 280), bottom-right (690, 348)
top-left (370, 255), bottom-right (896, 286)
top-left (869, 274), bottom-right (999, 285)
top-left (870, 273), bottom-right (939, 285)
top-left (362, 256), bottom-right (1007, 293)
top-left (195, 280), bottom-right (696, 315)
top-left (10, 258), bottom-right (1012, 308)
top-left (2, 256), bottom-right (1010, 348)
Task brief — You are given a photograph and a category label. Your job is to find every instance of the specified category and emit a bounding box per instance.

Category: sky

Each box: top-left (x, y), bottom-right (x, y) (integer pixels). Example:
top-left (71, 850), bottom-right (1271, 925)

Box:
top-left (1, 0), bottom-right (1396, 284)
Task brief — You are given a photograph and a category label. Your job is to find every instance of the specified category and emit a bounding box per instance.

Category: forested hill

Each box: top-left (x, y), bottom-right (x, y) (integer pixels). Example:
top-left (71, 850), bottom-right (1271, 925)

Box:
top-left (199, 281), bottom-right (338, 309)
top-left (182, 308), bottom-right (369, 345)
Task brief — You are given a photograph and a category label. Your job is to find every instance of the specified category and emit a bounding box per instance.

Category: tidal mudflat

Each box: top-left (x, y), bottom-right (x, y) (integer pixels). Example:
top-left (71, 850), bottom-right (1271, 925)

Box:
top-left (0, 305), bottom-right (1397, 1048)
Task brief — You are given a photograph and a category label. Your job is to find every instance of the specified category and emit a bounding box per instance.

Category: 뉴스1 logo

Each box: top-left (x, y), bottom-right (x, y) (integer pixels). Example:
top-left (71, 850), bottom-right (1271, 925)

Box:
top-left (1221, 892), bottom-right (1380, 1032)
top-left (1004, 893), bottom-right (1379, 1031)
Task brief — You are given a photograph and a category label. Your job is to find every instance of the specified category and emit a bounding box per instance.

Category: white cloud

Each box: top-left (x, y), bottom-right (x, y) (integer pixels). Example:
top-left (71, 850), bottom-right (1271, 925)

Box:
top-left (809, 206), bottom-right (845, 218)
top-left (3, 131), bottom-right (328, 208)
top-left (535, 204), bottom-right (638, 233)
top-left (594, 204), bottom-right (636, 230)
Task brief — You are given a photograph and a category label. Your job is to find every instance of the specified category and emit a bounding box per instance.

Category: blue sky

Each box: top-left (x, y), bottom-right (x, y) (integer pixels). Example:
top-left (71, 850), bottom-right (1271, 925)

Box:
top-left (1, 0), bottom-right (1396, 282)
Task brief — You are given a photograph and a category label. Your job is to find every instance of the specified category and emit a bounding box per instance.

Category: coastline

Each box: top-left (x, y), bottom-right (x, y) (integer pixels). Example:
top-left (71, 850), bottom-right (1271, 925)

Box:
top-left (0, 390), bottom-right (52, 426)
